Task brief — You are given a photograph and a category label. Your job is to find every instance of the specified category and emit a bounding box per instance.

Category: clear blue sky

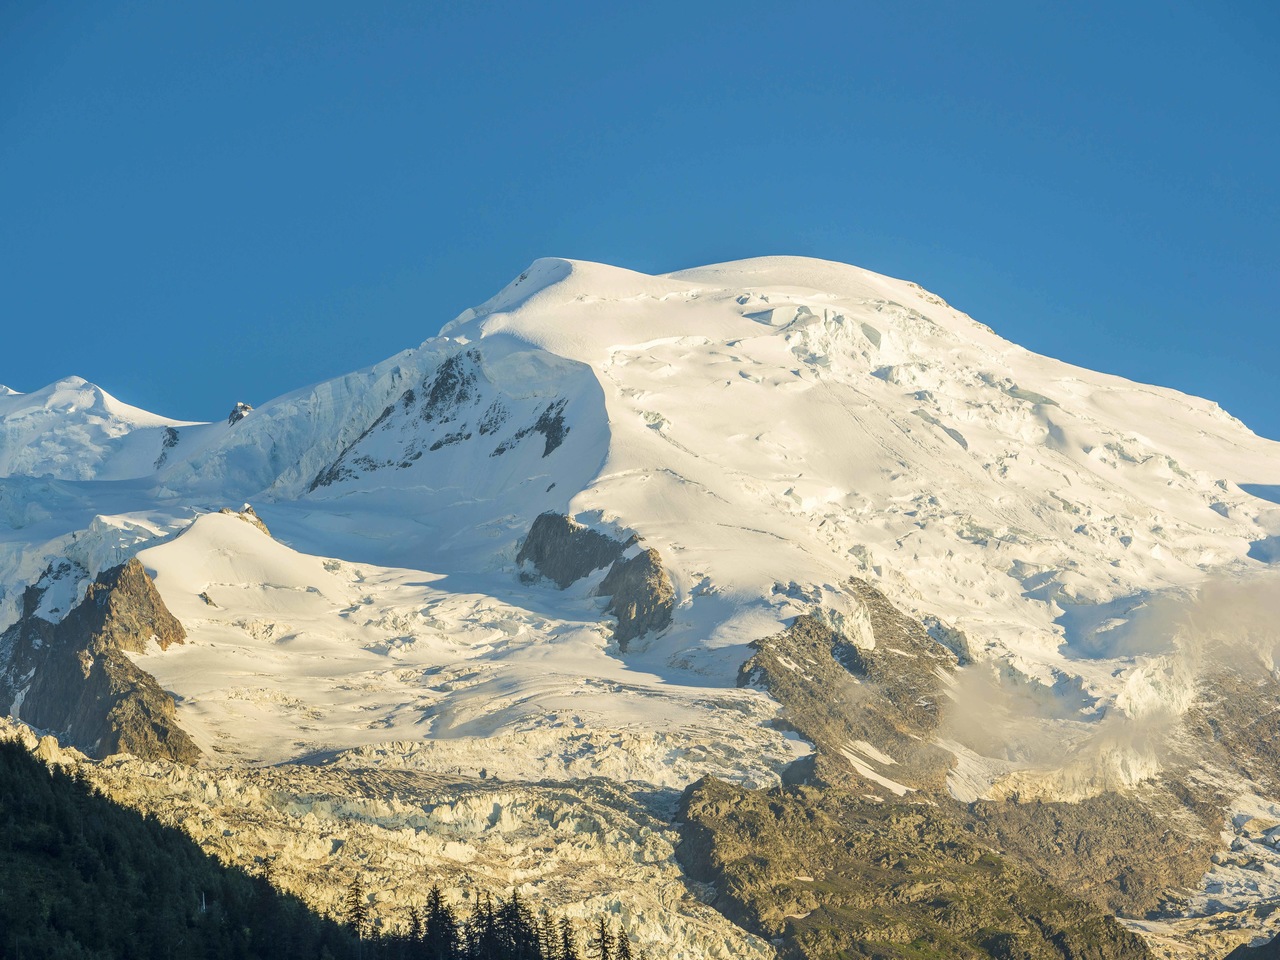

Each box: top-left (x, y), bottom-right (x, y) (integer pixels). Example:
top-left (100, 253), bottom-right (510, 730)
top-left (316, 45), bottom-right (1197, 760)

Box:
top-left (3, 2), bottom-right (1278, 438)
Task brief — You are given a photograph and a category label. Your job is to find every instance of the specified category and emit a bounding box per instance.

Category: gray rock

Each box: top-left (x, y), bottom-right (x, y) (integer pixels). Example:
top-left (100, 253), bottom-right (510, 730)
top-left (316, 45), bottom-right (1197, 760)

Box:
top-left (515, 513), bottom-right (673, 648)
top-left (739, 578), bottom-right (957, 792)
top-left (516, 512), bottom-right (628, 589)
top-left (677, 776), bottom-right (1154, 960)
top-left (218, 504), bottom-right (271, 537)
top-left (599, 548), bottom-right (674, 649)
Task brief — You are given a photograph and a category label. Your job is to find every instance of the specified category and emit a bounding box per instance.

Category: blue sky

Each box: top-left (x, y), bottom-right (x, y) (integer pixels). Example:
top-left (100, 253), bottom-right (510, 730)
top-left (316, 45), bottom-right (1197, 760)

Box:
top-left (3, 1), bottom-right (1278, 438)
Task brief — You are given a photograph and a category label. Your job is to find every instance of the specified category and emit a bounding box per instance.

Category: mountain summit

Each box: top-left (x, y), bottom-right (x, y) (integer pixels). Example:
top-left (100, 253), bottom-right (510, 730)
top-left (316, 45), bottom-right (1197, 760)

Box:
top-left (3, 256), bottom-right (1280, 957)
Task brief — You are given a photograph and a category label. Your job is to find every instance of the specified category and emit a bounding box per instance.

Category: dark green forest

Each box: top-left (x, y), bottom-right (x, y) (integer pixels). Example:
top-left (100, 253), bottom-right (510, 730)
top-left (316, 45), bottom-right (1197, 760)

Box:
top-left (0, 738), bottom-right (637, 960)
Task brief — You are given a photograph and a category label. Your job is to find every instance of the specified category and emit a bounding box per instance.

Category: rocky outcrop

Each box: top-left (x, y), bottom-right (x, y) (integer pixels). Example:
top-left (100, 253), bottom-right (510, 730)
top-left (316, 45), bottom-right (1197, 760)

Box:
top-left (516, 512), bottom-right (628, 588)
top-left (491, 398), bottom-right (570, 458)
top-left (218, 504), bottom-right (271, 537)
top-left (739, 578), bottom-right (957, 792)
top-left (677, 775), bottom-right (1153, 960)
top-left (1227, 934), bottom-right (1280, 958)
top-left (516, 514), bottom-right (673, 647)
top-left (734, 577), bottom-right (1222, 929)
top-left (226, 401), bottom-right (253, 425)
top-left (308, 349), bottom-right (578, 491)
top-left (599, 548), bottom-right (674, 648)
top-left (0, 559), bottom-right (198, 763)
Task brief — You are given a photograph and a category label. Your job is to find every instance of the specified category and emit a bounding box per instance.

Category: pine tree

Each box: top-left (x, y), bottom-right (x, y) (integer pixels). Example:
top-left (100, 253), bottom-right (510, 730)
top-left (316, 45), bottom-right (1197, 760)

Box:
top-left (346, 874), bottom-right (372, 940)
top-left (587, 916), bottom-right (614, 960)
top-left (559, 916), bottom-right (581, 960)
top-left (615, 927), bottom-right (634, 960)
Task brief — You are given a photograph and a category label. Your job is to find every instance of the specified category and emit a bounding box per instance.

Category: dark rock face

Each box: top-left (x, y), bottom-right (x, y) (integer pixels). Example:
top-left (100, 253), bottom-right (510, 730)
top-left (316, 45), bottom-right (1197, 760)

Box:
top-left (677, 776), bottom-right (1153, 960)
top-left (966, 791), bottom-right (1219, 919)
top-left (491, 399), bottom-right (569, 458)
top-left (516, 513), bottom-right (673, 647)
top-left (733, 576), bottom-right (1216, 924)
top-left (1184, 672), bottom-right (1280, 795)
top-left (153, 425), bottom-right (181, 469)
top-left (227, 402), bottom-right (253, 425)
top-left (0, 559), bottom-right (199, 763)
top-left (598, 548), bottom-right (674, 648)
top-left (1227, 934), bottom-right (1280, 958)
top-left (59, 559), bottom-right (185, 655)
top-left (516, 512), bottom-right (628, 589)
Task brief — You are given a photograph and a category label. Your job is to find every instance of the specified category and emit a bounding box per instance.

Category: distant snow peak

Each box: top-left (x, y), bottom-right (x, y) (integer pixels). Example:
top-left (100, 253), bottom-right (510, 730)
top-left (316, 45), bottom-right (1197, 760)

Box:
top-left (226, 401), bottom-right (253, 425)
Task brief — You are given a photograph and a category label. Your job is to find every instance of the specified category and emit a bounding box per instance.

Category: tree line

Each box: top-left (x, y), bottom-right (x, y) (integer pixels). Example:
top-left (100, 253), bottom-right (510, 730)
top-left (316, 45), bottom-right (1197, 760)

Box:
top-left (342, 875), bottom-right (644, 960)
top-left (0, 737), bottom-right (647, 960)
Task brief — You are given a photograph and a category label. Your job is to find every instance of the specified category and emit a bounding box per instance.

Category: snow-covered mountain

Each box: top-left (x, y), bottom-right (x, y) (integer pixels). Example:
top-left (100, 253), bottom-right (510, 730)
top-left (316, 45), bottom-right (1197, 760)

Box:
top-left (4, 256), bottom-right (1280, 958)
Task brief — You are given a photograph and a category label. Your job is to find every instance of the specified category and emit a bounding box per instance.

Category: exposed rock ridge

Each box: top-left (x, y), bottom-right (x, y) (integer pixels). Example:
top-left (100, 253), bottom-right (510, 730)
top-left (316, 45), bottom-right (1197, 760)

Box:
top-left (1227, 933), bottom-right (1280, 958)
top-left (0, 559), bottom-right (198, 763)
top-left (966, 790), bottom-right (1218, 920)
top-left (739, 578), bottom-right (957, 793)
top-left (737, 577), bottom-right (1217, 923)
top-left (308, 348), bottom-right (573, 490)
top-left (516, 513), bottom-right (673, 647)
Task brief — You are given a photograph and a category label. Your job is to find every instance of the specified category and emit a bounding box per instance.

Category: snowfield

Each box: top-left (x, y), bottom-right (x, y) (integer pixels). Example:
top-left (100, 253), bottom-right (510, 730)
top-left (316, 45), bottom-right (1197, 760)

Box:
top-left (5, 255), bottom-right (1280, 783)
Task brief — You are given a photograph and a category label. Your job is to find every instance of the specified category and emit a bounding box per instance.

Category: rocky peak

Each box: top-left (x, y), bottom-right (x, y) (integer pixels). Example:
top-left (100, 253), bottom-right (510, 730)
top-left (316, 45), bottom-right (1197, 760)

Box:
top-left (72, 558), bottom-right (186, 655)
top-left (227, 401), bottom-right (253, 425)
top-left (0, 559), bottom-right (197, 763)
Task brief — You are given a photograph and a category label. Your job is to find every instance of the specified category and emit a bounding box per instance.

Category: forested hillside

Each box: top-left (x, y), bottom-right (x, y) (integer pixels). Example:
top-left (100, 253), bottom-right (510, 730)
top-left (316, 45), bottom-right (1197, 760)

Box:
top-left (0, 738), bottom-right (633, 960)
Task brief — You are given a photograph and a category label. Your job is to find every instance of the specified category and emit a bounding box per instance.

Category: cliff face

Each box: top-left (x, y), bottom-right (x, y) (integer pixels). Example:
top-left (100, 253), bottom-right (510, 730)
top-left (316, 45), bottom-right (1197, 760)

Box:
top-left (0, 559), bottom-right (198, 763)
top-left (516, 513), bottom-right (673, 647)
top-left (516, 512), bottom-right (628, 588)
top-left (599, 548), bottom-right (674, 648)
top-left (738, 579), bottom-right (957, 793)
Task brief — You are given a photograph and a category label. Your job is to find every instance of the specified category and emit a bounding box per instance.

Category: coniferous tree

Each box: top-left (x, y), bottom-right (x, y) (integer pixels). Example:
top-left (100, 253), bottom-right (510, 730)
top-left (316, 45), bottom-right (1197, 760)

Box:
top-left (496, 891), bottom-right (541, 960)
top-left (424, 885), bottom-right (460, 960)
top-left (559, 916), bottom-right (581, 960)
top-left (538, 910), bottom-right (560, 960)
top-left (587, 916), bottom-right (614, 960)
top-left (615, 927), bottom-right (634, 960)
top-left (346, 874), bottom-right (372, 940)
top-left (467, 892), bottom-right (502, 960)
